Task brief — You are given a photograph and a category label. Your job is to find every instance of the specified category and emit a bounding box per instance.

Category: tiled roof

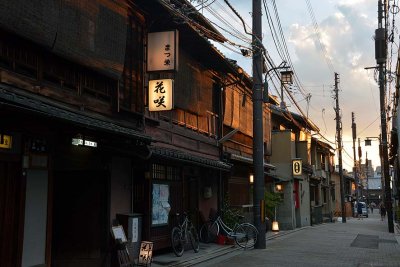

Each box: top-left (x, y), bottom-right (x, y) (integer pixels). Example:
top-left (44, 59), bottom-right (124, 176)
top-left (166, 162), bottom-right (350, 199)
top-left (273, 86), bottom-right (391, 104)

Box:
top-left (0, 84), bottom-right (151, 143)
top-left (150, 146), bottom-right (231, 171)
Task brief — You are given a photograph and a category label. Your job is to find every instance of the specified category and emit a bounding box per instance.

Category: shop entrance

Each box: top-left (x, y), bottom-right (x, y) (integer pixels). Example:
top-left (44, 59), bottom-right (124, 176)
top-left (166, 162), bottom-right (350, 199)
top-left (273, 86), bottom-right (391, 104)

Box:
top-left (52, 170), bottom-right (108, 267)
top-left (185, 175), bottom-right (199, 227)
top-left (0, 160), bottom-right (23, 267)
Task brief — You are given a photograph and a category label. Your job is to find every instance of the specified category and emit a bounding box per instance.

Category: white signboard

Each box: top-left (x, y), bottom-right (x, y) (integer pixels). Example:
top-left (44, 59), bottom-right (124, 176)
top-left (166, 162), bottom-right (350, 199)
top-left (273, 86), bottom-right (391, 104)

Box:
top-left (292, 159), bottom-right (302, 176)
top-left (132, 217), bottom-right (138, 243)
top-left (147, 31), bottom-right (178, 71)
top-left (111, 225), bottom-right (127, 243)
top-left (71, 138), bottom-right (97, 148)
top-left (148, 79), bottom-right (174, 111)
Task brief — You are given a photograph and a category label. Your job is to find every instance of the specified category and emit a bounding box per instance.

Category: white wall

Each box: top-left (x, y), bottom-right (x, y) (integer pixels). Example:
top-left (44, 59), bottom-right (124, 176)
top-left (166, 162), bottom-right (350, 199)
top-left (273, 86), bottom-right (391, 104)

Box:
top-left (300, 180), bottom-right (311, 227)
top-left (22, 170), bottom-right (48, 267)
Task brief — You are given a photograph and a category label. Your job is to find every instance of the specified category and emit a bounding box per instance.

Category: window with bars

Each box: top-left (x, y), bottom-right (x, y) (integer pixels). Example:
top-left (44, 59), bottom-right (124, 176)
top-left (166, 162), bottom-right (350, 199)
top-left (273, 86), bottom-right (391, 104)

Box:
top-left (320, 154), bottom-right (326, 171)
top-left (119, 15), bottom-right (144, 113)
top-left (0, 34), bottom-right (115, 102)
top-left (151, 164), bottom-right (181, 181)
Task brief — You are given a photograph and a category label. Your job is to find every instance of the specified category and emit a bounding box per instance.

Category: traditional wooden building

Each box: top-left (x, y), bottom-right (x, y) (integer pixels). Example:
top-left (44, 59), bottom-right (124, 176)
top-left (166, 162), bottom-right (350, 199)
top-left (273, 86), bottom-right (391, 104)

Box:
top-left (134, 0), bottom-right (235, 250)
top-left (0, 0), bottom-right (168, 266)
top-left (0, 0), bottom-right (266, 265)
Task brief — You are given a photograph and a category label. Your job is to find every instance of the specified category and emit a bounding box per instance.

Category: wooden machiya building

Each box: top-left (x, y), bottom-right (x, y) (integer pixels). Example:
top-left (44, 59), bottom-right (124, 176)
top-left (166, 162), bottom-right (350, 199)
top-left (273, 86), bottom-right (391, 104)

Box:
top-left (0, 0), bottom-right (269, 266)
top-left (139, 0), bottom-right (278, 229)
top-left (136, 0), bottom-right (238, 250)
top-left (0, 1), bottom-right (159, 266)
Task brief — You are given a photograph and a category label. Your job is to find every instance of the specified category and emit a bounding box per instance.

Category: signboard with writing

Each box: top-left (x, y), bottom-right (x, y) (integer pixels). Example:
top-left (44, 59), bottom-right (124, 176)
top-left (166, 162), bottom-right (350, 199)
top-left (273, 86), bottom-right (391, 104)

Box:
top-left (292, 159), bottom-right (302, 176)
top-left (0, 134), bottom-right (12, 149)
top-left (111, 225), bottom-right (127, 243)
top-left (148, 79), bottom-right (174, 111)
top-left (138, 241), bottom-right (153, 266)
top-left (132, 217), bottom-right (138, 243)
top-left (147, 31), bottom-right (178, 71)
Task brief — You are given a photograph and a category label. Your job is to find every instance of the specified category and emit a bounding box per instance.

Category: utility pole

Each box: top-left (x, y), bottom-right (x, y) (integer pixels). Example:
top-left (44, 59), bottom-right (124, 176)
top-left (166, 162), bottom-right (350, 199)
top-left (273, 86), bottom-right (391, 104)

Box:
top-left (358, 138), bottom-right (362, 199)
top-left (376, 0), bottom-right (394, 233)
top-left (252, 0), bottom-right (266, 248)
top-left (351, 112), bottom-right (359, 204)
top-left (366, 152), bottom-right (369, 206)
top-left (334, 73), bottom-right (346, 223)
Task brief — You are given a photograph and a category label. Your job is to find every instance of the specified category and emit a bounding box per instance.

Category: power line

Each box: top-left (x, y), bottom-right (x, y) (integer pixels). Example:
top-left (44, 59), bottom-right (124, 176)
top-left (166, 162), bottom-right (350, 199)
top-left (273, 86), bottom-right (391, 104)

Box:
top-left (304, 0), bottom-right (335, 73)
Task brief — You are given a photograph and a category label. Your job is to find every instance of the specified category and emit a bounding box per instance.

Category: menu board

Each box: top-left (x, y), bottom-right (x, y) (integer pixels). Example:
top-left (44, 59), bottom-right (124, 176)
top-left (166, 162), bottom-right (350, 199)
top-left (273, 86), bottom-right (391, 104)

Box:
top-left (152, 184), bottom-right (171, 226)
top-left (111, 225), bottom-right (127, 243)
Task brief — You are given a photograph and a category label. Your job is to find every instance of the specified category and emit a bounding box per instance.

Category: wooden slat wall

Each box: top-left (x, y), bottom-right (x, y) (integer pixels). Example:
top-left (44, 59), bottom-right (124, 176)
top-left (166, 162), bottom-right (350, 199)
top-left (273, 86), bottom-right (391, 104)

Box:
top-left (0, 161), bottom-right (24, 267)
top-left (0, 0), bottom-right (128, 79)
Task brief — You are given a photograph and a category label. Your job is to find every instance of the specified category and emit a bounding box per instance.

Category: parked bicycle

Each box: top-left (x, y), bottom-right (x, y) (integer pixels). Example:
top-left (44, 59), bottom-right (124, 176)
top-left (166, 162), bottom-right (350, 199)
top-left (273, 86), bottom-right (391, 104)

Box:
top-left (171, 212), bottom-right (200, 257)
top-left (199, 210), bottom-right (258, 249)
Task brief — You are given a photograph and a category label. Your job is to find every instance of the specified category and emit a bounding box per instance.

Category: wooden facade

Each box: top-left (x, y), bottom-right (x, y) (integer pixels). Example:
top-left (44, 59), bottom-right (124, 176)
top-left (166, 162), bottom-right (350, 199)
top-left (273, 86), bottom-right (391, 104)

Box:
top-left (0, 1), bottom-right (150, 266)
top-left (0, 0), bottom-right (298, 266)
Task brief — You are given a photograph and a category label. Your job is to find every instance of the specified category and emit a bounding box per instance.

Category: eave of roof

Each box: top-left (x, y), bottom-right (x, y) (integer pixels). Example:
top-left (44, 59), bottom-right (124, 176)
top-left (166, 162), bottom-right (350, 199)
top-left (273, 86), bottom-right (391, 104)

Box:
top-left (151, 145), bottom-right (231, 171)
top-left (271, 104), bottom-right (319, 132)
top-left (230, 153), bottom-right (276, 169)
top-left (0, 84), bottom-right (151, 143)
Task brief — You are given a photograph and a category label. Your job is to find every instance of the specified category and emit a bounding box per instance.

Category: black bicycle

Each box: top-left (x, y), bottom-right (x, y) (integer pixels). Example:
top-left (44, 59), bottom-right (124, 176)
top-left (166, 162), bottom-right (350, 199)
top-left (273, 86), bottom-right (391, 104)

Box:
top-left (171, 212), bottom-right (200, 257)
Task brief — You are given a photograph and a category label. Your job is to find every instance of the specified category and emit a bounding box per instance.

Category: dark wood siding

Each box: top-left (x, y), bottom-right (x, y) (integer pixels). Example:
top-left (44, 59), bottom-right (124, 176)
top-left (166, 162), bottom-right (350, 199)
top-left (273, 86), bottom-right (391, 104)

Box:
top-left (0, 160), bottom-right (24, 267)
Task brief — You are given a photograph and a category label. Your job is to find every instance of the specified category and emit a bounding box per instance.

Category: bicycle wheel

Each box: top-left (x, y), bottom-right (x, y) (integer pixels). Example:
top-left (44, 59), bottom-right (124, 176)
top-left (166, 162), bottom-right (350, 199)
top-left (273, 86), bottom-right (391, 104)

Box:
top-left (188, 225), bottom-right (200, 252)
top-left (199, 222), bottom-right (209, 243)
top-left (171, 227), bottom-right (184, 257)
top-left (234, 223), bottom-right (258, 249)
top-left (199, 221), bottom-right (219, 243)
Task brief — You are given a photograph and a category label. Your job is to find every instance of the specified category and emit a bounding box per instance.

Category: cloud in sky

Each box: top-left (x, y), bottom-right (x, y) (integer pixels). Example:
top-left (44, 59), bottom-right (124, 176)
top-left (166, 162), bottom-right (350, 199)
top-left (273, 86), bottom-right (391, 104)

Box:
top-left (285, 1), bottom-right (381, 169)
top-left (202, 0), bottom-right (386, 169)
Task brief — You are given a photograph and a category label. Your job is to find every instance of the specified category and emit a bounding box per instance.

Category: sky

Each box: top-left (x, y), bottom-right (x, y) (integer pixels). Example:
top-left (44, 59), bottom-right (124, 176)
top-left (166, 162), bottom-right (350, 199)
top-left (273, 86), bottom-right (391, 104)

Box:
top-left (191, 0), bottom-right (394, 171)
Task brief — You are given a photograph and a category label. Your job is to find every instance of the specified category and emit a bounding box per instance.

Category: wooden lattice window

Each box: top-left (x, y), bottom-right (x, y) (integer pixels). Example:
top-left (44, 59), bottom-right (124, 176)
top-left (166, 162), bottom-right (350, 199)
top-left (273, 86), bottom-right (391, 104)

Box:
top-left (152, 164), bottom-right (181, 181)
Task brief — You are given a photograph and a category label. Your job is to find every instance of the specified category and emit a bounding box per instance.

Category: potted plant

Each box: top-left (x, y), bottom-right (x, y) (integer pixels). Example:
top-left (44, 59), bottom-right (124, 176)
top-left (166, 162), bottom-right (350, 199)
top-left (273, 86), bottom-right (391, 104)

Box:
top-left (222, 193), bottom-right (242, 245)
top-left (264, 191), bottom-right (283, 231)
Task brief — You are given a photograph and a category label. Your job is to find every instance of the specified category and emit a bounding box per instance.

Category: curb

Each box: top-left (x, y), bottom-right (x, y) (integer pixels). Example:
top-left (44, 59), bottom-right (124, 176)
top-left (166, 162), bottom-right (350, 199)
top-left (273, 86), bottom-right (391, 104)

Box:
top-left (266, 226), bottom-right (310, 241)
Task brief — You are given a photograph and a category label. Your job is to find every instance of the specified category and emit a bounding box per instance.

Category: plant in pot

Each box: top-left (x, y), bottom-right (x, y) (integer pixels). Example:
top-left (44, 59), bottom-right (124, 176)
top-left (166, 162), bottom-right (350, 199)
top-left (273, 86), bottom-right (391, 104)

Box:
top-left (264, 191), bottom-right (283, 231)
top-left (221, 192), bottom-right (242, 245)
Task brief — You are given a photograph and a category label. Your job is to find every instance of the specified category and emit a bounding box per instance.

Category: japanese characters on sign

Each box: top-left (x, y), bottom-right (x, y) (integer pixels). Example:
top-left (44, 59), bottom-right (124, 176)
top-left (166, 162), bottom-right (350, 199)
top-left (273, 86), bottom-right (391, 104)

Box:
top-left (71, 137), bottom-right (97, 148)
top-left (0, 134), bottom-right (12, 149)
top-left (292, 159), bottom-right (302, 176)
top-left (138, 241), bottom-right (153, 265)
top-left (148, 79), bottom-right (174, 111)
top-left (147, 31), bottom-right (179, 71)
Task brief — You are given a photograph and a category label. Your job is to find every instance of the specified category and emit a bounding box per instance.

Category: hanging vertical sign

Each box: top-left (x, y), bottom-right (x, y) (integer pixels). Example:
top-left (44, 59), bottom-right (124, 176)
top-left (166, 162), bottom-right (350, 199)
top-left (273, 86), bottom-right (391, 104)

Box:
top-left (292, 159), bottom-right (302, 176)
top-left (147, 30), bottom-right (179, 71)
top-left (0, 134), bottom-right (12, 149)
top-left (148, 79), bottom-right (174, 111)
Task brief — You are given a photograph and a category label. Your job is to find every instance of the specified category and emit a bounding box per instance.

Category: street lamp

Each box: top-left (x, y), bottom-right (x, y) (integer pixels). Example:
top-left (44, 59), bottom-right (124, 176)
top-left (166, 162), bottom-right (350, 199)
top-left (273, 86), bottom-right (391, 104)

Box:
top-left (280, 70), bottom-right (293, 109)
top-left (263, 62), bottom-right (292, 103)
